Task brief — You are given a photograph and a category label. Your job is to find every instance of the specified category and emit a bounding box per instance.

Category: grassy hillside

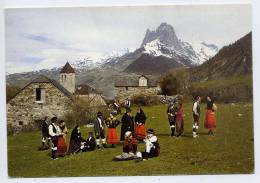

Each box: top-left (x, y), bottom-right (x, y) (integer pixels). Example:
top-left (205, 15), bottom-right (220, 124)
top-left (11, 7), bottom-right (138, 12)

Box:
top-left (8, 103), bottom-right (254, 177)
top-left (189, 32), bottom-right (252, 81)
top-left (189, 74), bottom-right (253, 102)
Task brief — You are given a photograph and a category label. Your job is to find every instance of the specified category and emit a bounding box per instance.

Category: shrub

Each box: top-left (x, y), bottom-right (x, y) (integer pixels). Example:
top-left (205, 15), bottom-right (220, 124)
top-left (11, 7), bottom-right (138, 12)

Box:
top-left (132, 95), bottom-right (160, 106)
top-left (64, 96), bottom-right (109, 128)
top-left (159, 68), bottom-right (190, 96)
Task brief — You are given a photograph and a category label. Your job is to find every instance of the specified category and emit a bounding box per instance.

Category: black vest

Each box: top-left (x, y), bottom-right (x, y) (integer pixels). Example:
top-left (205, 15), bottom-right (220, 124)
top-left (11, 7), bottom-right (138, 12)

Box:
top-left (51, 123), bottom-right (57, 133)
top-left (193, 102), bottom-right (200, 115)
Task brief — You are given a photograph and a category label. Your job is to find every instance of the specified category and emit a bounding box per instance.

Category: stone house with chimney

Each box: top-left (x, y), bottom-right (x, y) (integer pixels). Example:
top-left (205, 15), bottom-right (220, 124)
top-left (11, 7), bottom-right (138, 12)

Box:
top-left (114, 75), bottom-right (160, 103)
top-left (7, 62), bottom-right (106, 134)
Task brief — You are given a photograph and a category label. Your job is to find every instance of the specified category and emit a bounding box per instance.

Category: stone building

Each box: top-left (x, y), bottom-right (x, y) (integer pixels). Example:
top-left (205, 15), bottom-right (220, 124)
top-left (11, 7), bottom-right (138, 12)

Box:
top-left (75, 84), bottom-right (107, 106)
top-left (59, 62), bottom-right (76, 94)
top-left (115, 75), bottom-right (160, 102)
top-left (7, 62), bottom-right (106, 133)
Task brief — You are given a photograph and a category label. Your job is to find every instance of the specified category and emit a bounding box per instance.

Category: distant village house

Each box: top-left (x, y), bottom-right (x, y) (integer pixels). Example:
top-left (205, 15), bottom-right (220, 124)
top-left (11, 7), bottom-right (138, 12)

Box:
top-left (115, 75), bottom-right (160, 103)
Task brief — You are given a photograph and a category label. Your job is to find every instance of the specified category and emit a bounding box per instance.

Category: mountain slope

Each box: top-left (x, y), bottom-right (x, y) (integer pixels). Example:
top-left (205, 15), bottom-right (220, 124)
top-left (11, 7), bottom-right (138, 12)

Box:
top-left (160, 32), bottom-right (252, 102)
top-left (124, 54), bottom-right (190, 74)
top-left (189, 32), bottom-right (252, 82)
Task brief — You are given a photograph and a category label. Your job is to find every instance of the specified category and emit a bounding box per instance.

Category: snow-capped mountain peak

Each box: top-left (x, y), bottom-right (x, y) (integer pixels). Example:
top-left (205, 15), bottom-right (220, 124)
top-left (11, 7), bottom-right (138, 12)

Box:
top-left (191, 42), bottom-right (219, 64)
top-left (140, 23), bottom-right (218, 65)
top-left (143, 39), bottom-right (172, 58)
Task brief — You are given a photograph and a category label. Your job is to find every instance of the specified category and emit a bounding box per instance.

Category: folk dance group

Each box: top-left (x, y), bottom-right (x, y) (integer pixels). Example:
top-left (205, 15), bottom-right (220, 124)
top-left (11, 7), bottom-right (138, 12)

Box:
top-left (167, 95), bottom-right (217, 138)
top-left (39, 103), bottom-right (160, 161)
top-left (39, 95), bottom-right (216, 161)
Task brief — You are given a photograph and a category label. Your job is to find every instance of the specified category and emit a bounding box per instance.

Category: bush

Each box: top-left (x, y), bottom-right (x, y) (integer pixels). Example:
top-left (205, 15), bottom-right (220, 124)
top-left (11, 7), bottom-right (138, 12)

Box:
top-left (64, 96), bottom-right (110, 128)
top-left (131, 95), bottom-right (160, 106)
top-left (159, 68), bottom-right (190, 96)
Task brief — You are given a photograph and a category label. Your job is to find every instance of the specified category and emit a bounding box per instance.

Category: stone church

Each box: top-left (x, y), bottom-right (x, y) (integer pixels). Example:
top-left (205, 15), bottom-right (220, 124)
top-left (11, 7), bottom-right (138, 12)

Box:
top-left (7, 62), bottom-right (106, 133)
top-left (115, 75), bottom-right (160, 102)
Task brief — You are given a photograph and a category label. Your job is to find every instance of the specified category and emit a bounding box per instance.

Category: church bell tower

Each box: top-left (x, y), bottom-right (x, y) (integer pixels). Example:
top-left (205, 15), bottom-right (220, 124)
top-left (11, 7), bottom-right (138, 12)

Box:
top-left (59, 62), bottom-right (75, 94)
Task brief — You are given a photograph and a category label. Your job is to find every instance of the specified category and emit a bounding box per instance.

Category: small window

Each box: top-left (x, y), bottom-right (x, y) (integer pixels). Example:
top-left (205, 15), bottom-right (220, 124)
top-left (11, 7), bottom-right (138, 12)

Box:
top-left (19, 121), bottom-right (23, 126)
top-left (36, 88), bottom-right (45, 103)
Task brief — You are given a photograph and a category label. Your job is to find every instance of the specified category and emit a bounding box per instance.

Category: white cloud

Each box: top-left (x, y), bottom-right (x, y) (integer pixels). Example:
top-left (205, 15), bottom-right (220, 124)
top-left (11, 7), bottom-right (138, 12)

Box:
top-left (5, 5), bottom-right (251, 74)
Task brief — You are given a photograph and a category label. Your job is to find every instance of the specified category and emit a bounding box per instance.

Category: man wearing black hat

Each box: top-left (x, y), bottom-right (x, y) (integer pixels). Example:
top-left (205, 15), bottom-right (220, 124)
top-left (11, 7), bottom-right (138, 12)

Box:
top-left (48, 116), bottom-right (61, 160)
top-left (192, 96), bottom-right (201, 138)
top-left (120, 108), bottom-right (134, 141)
top-left (93, 111), bottom-right (107, 148)
top-left (136, 128), bottom-right (160, 161)
top-left (167, 100), bottom-right (178, 137)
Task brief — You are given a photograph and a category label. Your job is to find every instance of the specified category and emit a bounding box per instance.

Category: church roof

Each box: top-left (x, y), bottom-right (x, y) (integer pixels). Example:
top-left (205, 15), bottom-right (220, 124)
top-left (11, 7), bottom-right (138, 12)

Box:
top-left (60, 62), bottom-right (75, 74)
top-left (75, 84), bottom-right (97, 95)
top-left (7, 75), bottom-right (73, 103)
top-left (115, 75), bottom-right (158, 87)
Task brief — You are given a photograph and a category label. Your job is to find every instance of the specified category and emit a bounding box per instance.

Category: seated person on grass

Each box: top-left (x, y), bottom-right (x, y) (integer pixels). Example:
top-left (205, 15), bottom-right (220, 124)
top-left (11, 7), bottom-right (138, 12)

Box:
top-left (81, 132), bottom-right (96, 152)
top-left (113, 131), bottom-right (138, 161)
top-left (136, 128), bottom-right (160, 161)
top-left (67, 125), bottom-right (86, 154)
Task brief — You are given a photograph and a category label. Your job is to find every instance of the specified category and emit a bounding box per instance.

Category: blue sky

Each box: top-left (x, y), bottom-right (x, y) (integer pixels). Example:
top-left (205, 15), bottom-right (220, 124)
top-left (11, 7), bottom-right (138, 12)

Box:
top-left (5, 4), bottom-right (251, 74)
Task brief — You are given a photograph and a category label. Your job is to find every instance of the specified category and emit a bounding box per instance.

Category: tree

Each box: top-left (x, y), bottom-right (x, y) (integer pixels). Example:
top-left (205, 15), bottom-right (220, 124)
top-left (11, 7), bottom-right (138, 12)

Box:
top-left (64, 96), bottom-right (109, 128)
top-left (159, 68), bottom-right (191, 96)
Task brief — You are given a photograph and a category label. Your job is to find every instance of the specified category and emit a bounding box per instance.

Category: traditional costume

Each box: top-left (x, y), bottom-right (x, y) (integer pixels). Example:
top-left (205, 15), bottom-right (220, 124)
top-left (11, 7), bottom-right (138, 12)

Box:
top-left (48, 117), bottom-right (61, 160)
top-left (120, 110), bottom-right (134, 141)
top-left (124, 98), bottom-right (131, 111)
top-left (113, 100), bottom-right (121, 115)
top-left (134, 108), bottom-right (147, 140)
top-left (136, 129), bottom-right (160, 160)
top-left (93, 112), bottom-right (107, 148)
top-left (82, 132), bottom-right (96, 152)
top-left (176, 104), bottom-right (184, 137)
top-left (192, 98), bottom-right (201, 138)
top-left (204, 98), bottom-right (217, 135)
top-left (167, 102), bottom-right (177, 136)
top-left (56, 121), bottom-right (68, 157)
top-left (113, 131), bottom-right (138, 161)
top-left (105, 114), bottom-right (120, 147)
top-left (38, 117), bottom-right (51, 150)
top-left (67, 125), bottom-right (85, 154)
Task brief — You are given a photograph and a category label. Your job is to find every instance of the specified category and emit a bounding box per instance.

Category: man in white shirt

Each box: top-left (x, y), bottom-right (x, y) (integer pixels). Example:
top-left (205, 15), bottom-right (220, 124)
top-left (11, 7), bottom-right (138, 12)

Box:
top-left (192, 96), bottom-right (201, 138)
top-left (124, 98), bottom-right (131, 111)
top-left (136, 129), bottom-right (160, 161)
top-left (48, 116), bottom-right (61, 160)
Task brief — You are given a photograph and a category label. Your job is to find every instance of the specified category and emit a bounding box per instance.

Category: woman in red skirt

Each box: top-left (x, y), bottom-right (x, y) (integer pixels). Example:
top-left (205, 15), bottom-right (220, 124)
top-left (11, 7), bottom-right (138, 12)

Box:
top-left (134, 107), bottom-right (147, 141)
top-left (176, 103), bottom-right (184, 137)
top-left (56, 120), bottom-right (68, 157)
top-left (106, 113), bottom-right (120, 148)
top-left (204, 96), bottom-right (217, 135)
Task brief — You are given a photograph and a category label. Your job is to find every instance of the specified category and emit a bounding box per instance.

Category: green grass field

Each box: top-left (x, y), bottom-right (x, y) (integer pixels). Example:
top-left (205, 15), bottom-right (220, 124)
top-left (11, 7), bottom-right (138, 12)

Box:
top-left (8, 103), bottom-right (254, 177)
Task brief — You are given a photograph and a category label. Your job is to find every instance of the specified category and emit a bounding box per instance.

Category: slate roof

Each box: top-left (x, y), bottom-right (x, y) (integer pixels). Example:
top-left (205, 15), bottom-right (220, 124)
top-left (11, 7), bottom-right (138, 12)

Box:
top-left (60, 62), bottom-right (75, 74)
top-left (115, 75), bottom-right (158, 87)
top-left (8, 75), bottom-right (73, 103)
top-left (75, 84), bottom-right (97, 95)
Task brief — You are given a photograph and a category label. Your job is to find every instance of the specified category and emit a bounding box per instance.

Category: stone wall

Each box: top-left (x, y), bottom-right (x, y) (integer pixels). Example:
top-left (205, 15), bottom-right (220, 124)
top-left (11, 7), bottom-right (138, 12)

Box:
top-left (115, 86), bottom-right (160, 103)
top-left (7, 82), bottom-right (71, 133)
top-left (77, 93), bottom-right (107, 107)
